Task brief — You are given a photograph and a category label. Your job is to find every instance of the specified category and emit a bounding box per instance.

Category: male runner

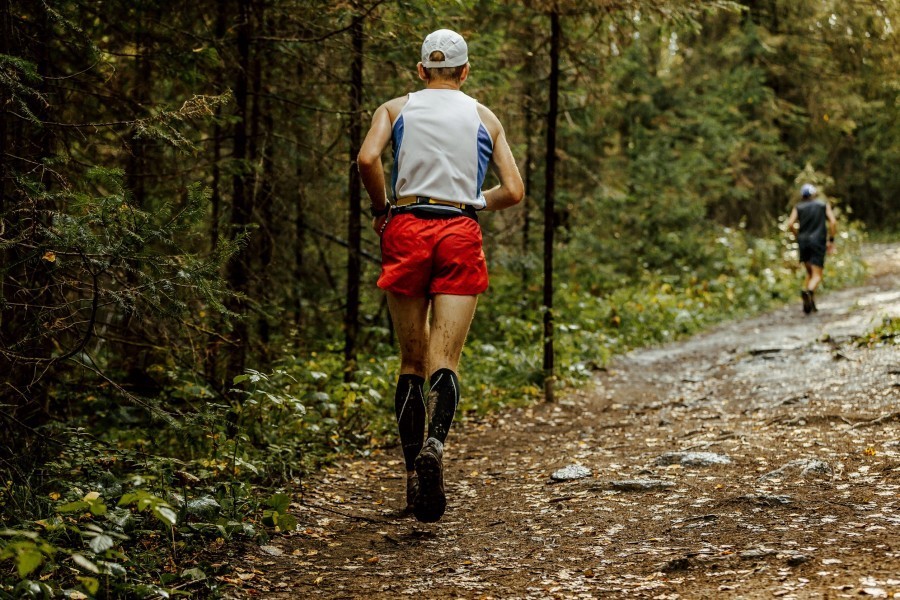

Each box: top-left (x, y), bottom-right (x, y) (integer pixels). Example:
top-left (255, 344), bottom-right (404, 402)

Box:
top-left (357, 29), bottom-right (524, 522)
top-left (786, 183), bottom-right (838, 313)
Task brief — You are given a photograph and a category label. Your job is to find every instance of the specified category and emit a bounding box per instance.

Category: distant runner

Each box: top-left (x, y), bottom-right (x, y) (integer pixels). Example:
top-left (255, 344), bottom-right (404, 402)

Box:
top-left (357, 29), bottom-right (524, 522)
top-left (786, 183), bottom-right (838, 313)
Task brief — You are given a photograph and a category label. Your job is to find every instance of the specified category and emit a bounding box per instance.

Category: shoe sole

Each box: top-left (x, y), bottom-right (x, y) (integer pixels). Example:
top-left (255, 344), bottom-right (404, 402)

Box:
top-left (413, 448), bottom-right (446, 523)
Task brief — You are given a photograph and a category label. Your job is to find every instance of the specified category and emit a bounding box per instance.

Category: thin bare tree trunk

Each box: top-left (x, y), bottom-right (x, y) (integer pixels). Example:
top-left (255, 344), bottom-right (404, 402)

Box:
top-left (344, 8), bottom-right (364, 382)
top-left (543, 11), bottom-right (560, 403)
top-left (225, 0), bottom-right (253, 389)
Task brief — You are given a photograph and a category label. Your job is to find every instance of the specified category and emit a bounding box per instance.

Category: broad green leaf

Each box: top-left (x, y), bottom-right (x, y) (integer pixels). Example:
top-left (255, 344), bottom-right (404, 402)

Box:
top-left (0, 529), bottom-right (39, 539)
top-left (154, 506), bottom-right (177, 527)
top-left (71, 553), bottom-right (99, 573)
top-left (186, 496), bottom-right (221, 520)
top-left (275, 513), bottom-right (298, 532)
top-left (16, 549), bottom-right (42, 578)
top-left (58, 501), bottom-right (89, 513)
top-left (97, 560), bottom-right (127, 577)
top-left (267, 493), bottom-right (291, 513)
top-left (181, 567), bottom-right (206, 581)
top-left (79, 576), bottom-right (100, 595)
top-left (88, 533), bottom-right (115, 553)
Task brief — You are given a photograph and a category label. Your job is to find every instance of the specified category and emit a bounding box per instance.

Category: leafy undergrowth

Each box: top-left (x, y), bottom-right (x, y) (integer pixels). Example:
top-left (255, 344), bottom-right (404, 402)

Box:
top-left (855, 316), bottom-right (900, 348)
top-left (0, 227), bottom-right (868, 598)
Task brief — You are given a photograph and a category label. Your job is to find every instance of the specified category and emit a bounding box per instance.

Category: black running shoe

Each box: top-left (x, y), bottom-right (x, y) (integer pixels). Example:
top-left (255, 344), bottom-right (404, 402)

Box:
top-left (413, 437), bottom-right (446, 523)
top-left (810, 291), bottom-right (818, 312)
top-left (801, 290), bottom-right (812, 314)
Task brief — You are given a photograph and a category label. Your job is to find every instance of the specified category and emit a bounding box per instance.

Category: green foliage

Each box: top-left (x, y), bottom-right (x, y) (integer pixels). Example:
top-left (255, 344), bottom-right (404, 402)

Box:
top-left (0, 54), bottom-right (44, 120)
top-left (119, 490), bottom-right (177, 528)
top-left (262, 493), bottom-right (298, 533)
top-left (855, 317), bottom-right (900, 348)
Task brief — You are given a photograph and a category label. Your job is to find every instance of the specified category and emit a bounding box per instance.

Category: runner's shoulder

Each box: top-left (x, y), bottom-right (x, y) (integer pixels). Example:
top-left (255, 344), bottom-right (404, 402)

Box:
top-left (475, 103), bottom-right (503, 140)
top-left (382, 95), bottom-right (410, 121)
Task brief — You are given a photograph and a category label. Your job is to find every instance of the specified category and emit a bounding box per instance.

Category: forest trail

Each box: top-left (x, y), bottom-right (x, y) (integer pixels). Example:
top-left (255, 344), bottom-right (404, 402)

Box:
top-left (229, 245), bottom-right (900, 599)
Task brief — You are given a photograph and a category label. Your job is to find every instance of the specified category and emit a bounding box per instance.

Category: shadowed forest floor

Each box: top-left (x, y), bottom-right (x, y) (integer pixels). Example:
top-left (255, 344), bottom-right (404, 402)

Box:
top-left (224, 245), bottom-right (899, 599)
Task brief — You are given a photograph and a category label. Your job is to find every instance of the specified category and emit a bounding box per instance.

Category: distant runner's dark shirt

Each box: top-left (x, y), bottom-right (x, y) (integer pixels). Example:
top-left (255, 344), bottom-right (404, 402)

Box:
top-left (796, 199), bottom-right (828, 247)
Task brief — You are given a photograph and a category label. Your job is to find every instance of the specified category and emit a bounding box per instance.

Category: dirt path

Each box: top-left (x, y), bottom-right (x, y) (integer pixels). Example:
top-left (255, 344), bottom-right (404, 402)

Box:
top-left (229, 245), bottom-right (899, 599)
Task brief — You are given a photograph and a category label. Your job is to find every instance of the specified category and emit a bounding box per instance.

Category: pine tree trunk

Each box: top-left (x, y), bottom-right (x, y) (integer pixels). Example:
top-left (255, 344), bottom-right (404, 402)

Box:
top-left (206, 0), bottom-right (228, 385)
top-left (344, 9), bottom-right (364, 382)
top-left (210, 0), bottom-right (227, 253)
top-left (225, 0), bottom-right (253, 389)
top-left (543, 11), bottom-right (560, 403)
top-left (522, 88), bottom-right (535, 297)
top-left (248, 7), bottom-right (272, 363)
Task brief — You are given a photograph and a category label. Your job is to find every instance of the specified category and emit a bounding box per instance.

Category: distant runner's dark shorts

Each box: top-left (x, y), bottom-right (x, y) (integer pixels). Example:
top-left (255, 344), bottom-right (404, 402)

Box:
top-left (798, 242), bottom-right (826, 267)
top-left (378, 212), bottom-right (488, 297)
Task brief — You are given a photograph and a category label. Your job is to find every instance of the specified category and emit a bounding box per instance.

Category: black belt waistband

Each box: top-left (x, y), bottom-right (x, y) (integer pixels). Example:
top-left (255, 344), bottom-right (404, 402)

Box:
top-left (391, 204), bottom-right (478, 221)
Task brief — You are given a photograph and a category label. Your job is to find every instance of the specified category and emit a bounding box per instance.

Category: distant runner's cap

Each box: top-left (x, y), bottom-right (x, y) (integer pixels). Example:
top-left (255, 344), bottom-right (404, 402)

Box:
top-left (801, 183), bottom-right (817, 198)
top-left (421, 29), bottom-right (468, 68)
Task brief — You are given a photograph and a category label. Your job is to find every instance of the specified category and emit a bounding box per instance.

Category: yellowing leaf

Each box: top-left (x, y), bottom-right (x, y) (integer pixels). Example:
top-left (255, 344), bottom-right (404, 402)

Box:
top-left (17, 549), bottom-right (42, 578)
top-left (42, 251), bottom-right (56, 263)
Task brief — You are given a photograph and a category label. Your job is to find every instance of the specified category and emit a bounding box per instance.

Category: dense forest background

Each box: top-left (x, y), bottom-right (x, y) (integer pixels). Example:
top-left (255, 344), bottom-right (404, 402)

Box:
top-left (1, 0), bottom-right (897, 595)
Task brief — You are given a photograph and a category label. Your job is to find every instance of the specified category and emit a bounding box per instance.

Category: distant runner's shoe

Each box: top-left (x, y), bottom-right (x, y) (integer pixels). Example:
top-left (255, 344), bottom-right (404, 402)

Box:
top-left (404, 473), bottom-right (419, 513)
top-left (413, 437), bottom-right (446, 523)
top-left (801, 290), bottom-right (812, 314)
top-left (810, 291), bottom-right (818, 312)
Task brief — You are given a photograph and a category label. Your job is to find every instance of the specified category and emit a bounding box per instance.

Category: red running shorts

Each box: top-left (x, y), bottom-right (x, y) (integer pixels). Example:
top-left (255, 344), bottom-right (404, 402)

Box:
top-left (378, 213), bottom-right (489, 297)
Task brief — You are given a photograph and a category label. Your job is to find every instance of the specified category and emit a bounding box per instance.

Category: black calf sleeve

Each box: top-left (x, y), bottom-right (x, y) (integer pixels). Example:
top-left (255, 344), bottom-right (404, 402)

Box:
top-left (427, 368), bottom-right (459, 443)
top-left (394, 374), bottom-right (426, 471)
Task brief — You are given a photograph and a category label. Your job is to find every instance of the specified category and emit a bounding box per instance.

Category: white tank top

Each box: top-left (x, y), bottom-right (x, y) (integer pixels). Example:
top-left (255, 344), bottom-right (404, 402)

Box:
top-left (391, 89), bottom-right (493, 208)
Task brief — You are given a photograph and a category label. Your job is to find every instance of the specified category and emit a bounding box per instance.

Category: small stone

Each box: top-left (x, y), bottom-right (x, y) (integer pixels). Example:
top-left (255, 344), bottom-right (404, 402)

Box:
top-left (741, 493), bottom-right (793, 506)
top-left (759, 458), bottom-right (832, 480)
top-left (550, 464), bottom-right (591, 482)
top-left (787, 554), bottom-right (810, 566)
top-left (609, 479), bottom-right (676, 491)
top-left (739, 547), bottom-right (776, 559)
top-left (661, 557), bottom-right (691, 572)
top-left (656, 451), bottom-right (732, 467)
top-left (260, 545), bottom-right (284, 556)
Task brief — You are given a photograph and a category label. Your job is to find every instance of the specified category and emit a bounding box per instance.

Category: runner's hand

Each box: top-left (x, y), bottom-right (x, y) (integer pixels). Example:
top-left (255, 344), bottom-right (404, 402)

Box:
top-left (372, 211), bottom-right (390, 237)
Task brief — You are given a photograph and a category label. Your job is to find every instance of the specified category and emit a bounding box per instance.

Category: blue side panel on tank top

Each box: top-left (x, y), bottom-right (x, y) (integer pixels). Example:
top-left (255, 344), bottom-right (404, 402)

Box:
top-left (475, 124), bottom-right (492, 195)
top-left (391, 116), bottom-right (404, 198)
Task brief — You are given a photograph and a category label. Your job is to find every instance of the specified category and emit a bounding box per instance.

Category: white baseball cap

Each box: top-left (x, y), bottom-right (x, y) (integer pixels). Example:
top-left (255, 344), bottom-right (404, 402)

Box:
top-left (801, 183), bottom-right (817, 198)
top-left (421, 29), bottom-right (468, 68)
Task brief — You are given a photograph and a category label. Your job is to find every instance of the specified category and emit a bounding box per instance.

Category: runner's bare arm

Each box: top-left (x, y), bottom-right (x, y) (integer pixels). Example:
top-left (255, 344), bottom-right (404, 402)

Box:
top-left (358, 103), bottom-right (394, 212)
top-left (786, 207), bottom-right (798, 236)
top-left (826, 203), bottom-right (837, 237)
top-left (477, 105), bottom-right (524, 211)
